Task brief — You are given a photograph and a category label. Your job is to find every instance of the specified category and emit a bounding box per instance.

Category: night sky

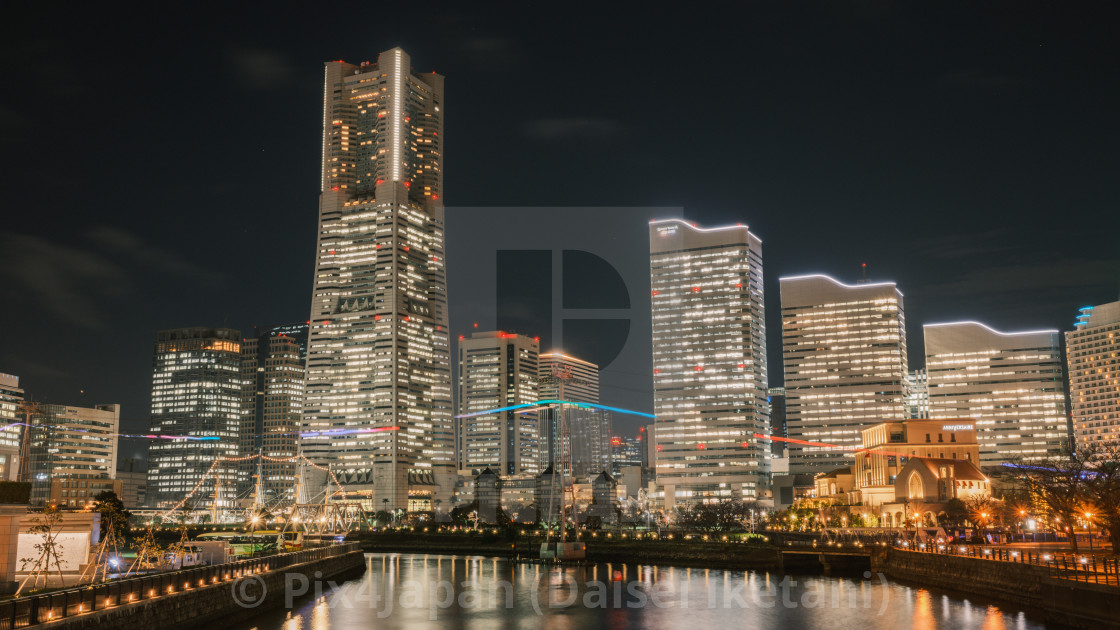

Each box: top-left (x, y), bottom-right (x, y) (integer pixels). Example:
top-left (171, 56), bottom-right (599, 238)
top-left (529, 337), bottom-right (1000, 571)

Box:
top-left (2, 3), bottom-right (1118, 459)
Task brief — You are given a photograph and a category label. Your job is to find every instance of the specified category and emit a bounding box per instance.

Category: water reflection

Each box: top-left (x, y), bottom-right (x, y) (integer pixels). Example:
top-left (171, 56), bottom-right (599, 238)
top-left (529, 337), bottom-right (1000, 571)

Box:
top-left (237, 554), bottom-right (1047, 630)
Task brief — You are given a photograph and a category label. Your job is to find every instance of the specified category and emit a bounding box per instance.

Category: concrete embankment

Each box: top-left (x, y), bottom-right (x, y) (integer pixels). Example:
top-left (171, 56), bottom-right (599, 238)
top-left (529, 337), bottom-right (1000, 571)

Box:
top-left (871, 547), bottom-right (1120, 629)
top-left (26, 546), bottom-right (366, 630)
top-left (356, 535), bottom-right (788, 571)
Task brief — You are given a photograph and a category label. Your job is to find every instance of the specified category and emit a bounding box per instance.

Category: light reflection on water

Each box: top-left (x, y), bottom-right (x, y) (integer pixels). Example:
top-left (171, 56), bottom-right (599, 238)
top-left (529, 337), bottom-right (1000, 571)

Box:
top-left (240, 553), bottom-right (1045, 630)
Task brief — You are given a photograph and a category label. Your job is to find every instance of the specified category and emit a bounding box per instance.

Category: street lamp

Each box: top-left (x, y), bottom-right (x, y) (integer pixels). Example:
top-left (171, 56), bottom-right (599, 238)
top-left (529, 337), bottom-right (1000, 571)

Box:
top-left (1084, 512), bottom-right (1094, 552)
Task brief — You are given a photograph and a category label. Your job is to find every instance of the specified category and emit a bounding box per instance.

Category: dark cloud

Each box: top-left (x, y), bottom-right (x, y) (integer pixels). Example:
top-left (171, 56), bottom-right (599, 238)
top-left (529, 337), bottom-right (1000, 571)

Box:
top-left (922, 258), bottom-right (1119, 299)
top-left (228, 47), bottom-right (296, 90)
top-left (523, 118), bottom-right (624, 142)
top-left (939, 68), bottom-right (1032, 91)
top-left (0, 228), bottom-right (227, 330)
top-left (0, 233), bottom-right (129, 330)
top-left (915, 228), bottom-right (1018, 260)
top-left (86, 226), bottom-right (224, 285)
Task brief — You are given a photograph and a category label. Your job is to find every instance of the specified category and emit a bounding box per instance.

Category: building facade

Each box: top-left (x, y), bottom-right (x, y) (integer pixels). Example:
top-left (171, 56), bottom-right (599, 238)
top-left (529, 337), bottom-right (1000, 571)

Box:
top-left (26, 404), bottom-right (119, 505)
top-left (0, 373), bottom-right (24, 480)
top-left (301, 48), bottom-right (453, 512)
top-left (1066, 301), bottom-right (1120, 450)
top-left (854, 419), bottom-right (980, 509)
top-left (767, 387), bottom-right (787, 456)
top-left (240, 326), bottom-right (306, 504)
top-left (456, 331), bottom-right (540, 476)
top-left (565, 408), bottom-right (612, 478)
top-left (906, 369), bottom-right (930, 419)
top-left (147, 327), bottom-right (242, 510)
top-left (649, 219), bottom-right (770, 507)
top-left (925, 321), bottom-right (1069, 464)
top-left (116, 457), bottom-right (148, 509)
top-left (779, 274), bottom-right (908, 474)
top-left (538, 352), bottom-right (599, 470)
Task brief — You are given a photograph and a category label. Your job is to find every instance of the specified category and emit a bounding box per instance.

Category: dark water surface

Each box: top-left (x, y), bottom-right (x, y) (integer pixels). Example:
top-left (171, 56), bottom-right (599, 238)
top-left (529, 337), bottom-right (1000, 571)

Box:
top-left (235, 553), bottom-right (1049, 629)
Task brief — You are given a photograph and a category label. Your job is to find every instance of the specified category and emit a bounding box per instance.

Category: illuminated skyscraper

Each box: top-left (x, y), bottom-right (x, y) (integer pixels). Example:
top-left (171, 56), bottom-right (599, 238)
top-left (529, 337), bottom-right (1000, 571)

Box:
top-left (0, 373), bottom-right (23, 477)
top-left (649, 219), bottom-right (769, 507)
top-left (456, 331), bottom-right (540, 475)
top-left (147, 327), bottom-right (242, 510)
top-left (1065, 301), bottom-right (1120, 450)
top-left (240, 326), bottom-right (306, 503)
top-left (925, 321), bottom-right (1069, 464)
top-left (538, 353), bottom-right (599, 403)
top-left (302, 48), bottom-right (453, 512)
top-left (537, 352), bottom-right (604, 474)
top-left (906, 369), bottom-right (930, 419)
top-left (780, 275), bottom-right (908, 474)
top-left (27, 404), bottom-right (119, 505)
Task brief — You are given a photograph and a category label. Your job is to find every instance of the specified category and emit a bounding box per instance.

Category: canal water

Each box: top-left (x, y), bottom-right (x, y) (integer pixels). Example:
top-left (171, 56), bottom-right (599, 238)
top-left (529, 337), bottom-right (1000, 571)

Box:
top-left (237, 553), bottom-right (1049, 629)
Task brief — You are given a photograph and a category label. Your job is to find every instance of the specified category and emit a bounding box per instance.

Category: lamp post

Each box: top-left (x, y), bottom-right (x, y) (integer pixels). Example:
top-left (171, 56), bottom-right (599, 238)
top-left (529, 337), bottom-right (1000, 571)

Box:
top-left (1084, 512), bottom-right (1094, 552)
top-left (250, 516), bottom-right (260, 557)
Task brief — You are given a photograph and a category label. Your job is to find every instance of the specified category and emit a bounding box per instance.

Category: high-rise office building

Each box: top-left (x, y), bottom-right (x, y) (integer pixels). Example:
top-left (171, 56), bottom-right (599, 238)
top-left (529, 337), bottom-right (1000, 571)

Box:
top-left (456, 331), bottom-right (540, 475)
top-left (906, 369), bottom-right (930, 419)
top-left (925, 321), bottom-right (1069, 464)
top-left (539, 352), bottom-right (599, 403)
top-left (240, 326), bottom-right (306, 503)
top-left (117, 457), bottom-right (148, 509)
top-left (302, 48), bottom-right (452, 512)
top-left (767, 387), bottom-right (787, 456)
top-left (1065, 301), bottom-right (1120, 450)
top-left (538, 352), bottom-right (600, 470)
top-left (565, 407), bottom-right (612, 477)
top-left (610, 433), bottom-right (644, 473)
top-left (147, 327), bottom-right (242, 510)
top-left (0, 373), bottom-right (24, 479)
top-left (27, 404), bottom-right (119, 505)
top-left (649, 219), bottom-right (769, 507)
top-left (780, 274), bottom-right (908, 474)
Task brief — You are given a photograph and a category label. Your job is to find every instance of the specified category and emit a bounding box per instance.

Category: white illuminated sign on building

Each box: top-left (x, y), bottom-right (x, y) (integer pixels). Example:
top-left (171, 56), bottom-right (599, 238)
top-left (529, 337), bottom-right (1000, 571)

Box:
top-left (941, 424), bottom-right (973, 431)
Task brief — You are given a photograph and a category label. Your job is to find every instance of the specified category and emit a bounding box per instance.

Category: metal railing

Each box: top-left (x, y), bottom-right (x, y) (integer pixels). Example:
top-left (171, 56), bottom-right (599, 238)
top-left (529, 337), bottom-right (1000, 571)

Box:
top-left (0, 542), bottom-right (361, 629)
top-left (895, 542), bottom-right (1120, 586)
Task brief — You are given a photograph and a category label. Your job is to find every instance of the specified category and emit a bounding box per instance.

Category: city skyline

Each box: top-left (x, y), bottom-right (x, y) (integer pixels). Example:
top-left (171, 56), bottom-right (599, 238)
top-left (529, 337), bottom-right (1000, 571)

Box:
top-left (3, 5), bottom-right (1117, 444)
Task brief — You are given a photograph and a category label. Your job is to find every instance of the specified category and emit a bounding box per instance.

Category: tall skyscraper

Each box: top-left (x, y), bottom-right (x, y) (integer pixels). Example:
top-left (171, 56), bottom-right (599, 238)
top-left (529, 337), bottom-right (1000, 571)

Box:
top-left (302, 48), bottom-right (453, 512)
top-left (565, 407), bottom-right (613, 477)
top-left (767, 387), bottom-right (787, 456)
top-left (240, 326), bottom-right (306, 503)
top-left (649, 219), bottom-right (769, 507)
top-left (0, 373), bottom-right (24, 479)
top-left (538, 353), bottom-right (599, 403)
top-left (456, 331), bottom-right (540, 475)
top-left (147, 327), bottom-right (242, 510)
top-left (27, 404), bottom-right (119, 505)
top-left (779, 274), bottom-right (908, 474)
top-left (925, 321), bottom-right (1069, 464)
top-left (1065, 301), bottom-right (1120, 450)
top-left (538, 351), bottom-right (601, 471)
top-left (906, 369), bottom-right (930, 419)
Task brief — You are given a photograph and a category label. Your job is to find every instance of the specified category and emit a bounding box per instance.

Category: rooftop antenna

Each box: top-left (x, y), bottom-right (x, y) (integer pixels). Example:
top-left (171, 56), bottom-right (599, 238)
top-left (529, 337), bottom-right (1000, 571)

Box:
top-left (857, 262), bottom-right (869, 284)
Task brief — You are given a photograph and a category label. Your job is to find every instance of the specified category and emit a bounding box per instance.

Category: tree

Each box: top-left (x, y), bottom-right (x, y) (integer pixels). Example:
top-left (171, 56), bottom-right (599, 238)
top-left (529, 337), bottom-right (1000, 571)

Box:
top-left (92, 491), bottom-right (131, 542)
top-left (1015, 451), bottom-right (1092, 553)
top-left (942, 498), bottom-right (969, 528)
top-left (1080, 445), bottom-right (1120, 554)
top-left (449, 501), bottom-right (479, 527)
top-left (17, 506), bottom-right (66, 595)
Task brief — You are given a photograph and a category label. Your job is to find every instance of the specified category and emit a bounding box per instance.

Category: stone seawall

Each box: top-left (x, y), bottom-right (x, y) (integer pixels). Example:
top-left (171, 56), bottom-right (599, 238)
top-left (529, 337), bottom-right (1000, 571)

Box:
top-left (871, 548), bottom-right (1120, 629)
top-left (33, 549), bottom-right (366, 630)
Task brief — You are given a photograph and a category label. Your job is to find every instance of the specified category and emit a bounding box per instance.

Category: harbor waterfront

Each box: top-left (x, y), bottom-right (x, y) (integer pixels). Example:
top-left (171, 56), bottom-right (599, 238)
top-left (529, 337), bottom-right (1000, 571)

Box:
top-left (232, 553), bottom-right (1051, 630)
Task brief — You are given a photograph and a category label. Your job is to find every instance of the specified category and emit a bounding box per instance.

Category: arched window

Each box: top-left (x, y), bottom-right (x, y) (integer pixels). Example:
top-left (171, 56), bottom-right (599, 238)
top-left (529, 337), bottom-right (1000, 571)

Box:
top-left (908, 472), bottom-right (924, 499)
